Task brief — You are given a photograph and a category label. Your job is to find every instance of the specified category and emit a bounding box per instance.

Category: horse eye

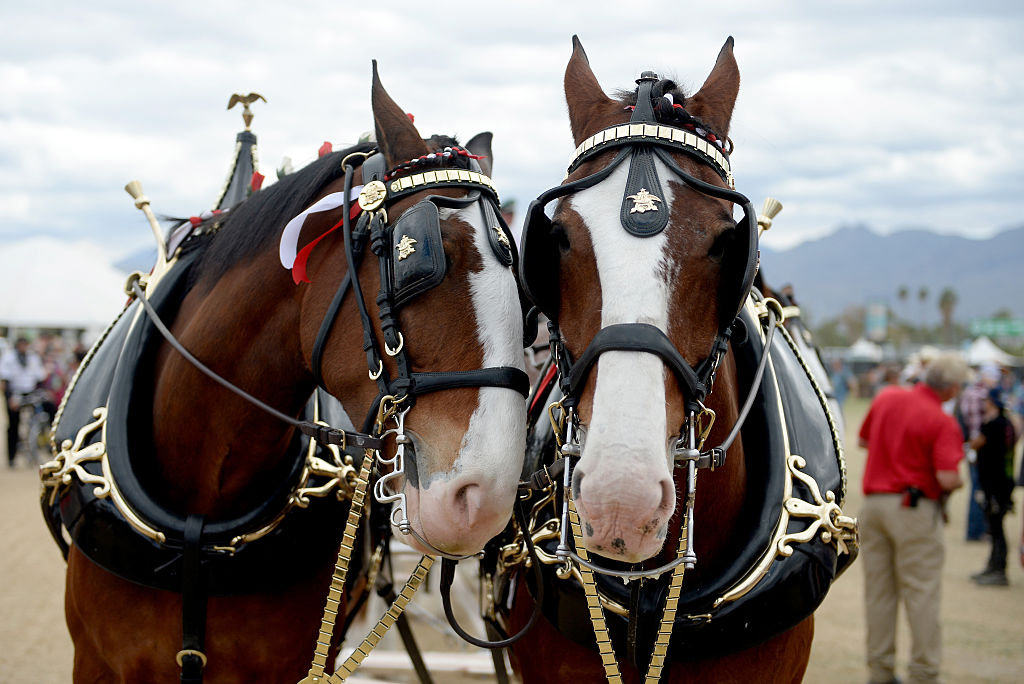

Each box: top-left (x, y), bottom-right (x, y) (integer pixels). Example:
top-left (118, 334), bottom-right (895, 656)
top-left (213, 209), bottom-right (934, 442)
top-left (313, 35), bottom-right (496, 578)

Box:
top-left (551, 222), bottom-right (571, 255)
top-left (708, 228), bottom-right (735, 261)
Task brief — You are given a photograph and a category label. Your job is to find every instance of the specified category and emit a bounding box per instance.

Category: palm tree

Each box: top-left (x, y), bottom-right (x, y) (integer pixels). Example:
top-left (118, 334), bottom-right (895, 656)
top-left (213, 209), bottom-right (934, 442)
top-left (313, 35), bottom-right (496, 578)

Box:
top-left (938, 288), bottom-right (957, 344)
top-left (897, 285), bottom-right (909, 322)
top-left (917, 286), bottom-right (929, 336)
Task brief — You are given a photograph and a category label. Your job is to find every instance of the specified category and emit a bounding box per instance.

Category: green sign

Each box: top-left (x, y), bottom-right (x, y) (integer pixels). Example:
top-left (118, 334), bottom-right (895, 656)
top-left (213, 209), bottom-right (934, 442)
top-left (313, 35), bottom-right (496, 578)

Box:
top-left (969, 319), bottom-right (1024, 338)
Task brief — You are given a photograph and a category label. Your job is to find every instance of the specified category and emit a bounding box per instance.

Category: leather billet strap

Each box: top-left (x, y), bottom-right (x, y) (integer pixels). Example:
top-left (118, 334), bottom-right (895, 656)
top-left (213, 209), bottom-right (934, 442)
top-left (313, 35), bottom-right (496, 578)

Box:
top-left (178, 514), bottom-right (207, 683)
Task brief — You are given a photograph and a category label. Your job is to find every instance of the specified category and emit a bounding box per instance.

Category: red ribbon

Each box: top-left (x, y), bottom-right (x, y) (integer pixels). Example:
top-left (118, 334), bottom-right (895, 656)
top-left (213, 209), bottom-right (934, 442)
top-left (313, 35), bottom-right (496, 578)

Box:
top-left (291, 203), bottom-right (363, 284)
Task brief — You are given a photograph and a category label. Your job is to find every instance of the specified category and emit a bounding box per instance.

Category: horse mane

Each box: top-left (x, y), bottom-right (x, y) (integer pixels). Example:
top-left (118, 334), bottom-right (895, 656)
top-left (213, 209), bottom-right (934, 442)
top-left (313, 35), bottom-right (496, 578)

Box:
top-left (188, 134), bottom-right (463, 288)
top-left (188, 141), bottom-right (375, 287)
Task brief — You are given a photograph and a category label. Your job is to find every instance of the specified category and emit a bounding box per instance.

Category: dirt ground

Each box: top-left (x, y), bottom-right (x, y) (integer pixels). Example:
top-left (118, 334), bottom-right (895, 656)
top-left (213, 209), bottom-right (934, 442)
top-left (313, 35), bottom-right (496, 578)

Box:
top-left (1, 397), bottom-right (1022, 683)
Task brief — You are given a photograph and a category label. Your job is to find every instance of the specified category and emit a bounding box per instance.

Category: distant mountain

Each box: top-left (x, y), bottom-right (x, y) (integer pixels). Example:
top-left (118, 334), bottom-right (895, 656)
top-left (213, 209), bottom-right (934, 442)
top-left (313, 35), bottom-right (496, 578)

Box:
top-left (758, 225), bottom-right (1024, 326)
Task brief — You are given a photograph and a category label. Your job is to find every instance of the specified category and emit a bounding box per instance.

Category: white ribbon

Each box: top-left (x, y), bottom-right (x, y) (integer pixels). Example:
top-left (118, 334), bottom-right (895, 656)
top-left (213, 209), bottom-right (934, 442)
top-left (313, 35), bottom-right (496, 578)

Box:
top-left (278, 185), bottom-right (364, 269)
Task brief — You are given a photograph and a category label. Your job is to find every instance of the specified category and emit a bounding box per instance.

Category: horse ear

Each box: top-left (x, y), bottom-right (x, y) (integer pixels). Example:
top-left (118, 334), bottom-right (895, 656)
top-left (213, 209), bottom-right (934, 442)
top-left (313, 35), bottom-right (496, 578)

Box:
top-left (371, 60), bottom-right (430, 167)
top-left (464, 132), bottom-right (493, 176)
top-left (687, 37), bottom-right (740, 140)
top-left (564, 35), bottom-right (619, 146)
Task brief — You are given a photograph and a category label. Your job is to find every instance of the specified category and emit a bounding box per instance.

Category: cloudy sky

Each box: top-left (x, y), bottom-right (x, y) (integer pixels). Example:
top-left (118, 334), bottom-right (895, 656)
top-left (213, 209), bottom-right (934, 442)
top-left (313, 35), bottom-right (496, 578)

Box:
top-left (2, 0), bottom-right (1022, 265)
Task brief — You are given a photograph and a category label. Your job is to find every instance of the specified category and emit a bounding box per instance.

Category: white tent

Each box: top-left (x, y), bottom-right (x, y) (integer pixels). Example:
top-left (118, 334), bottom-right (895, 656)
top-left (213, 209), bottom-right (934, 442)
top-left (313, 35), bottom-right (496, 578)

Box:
top-left (965, 336), bottom-right (1020, 367)
top-left (0, 237), bottom-right (132, 332)
top-left (847, 337), bottom-right (883, 362)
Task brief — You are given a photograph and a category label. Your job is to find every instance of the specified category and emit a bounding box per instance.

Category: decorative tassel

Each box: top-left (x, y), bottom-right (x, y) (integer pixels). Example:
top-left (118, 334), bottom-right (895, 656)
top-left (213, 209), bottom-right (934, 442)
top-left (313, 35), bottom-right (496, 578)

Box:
top-left (757, 197), bottom-right (783, 234)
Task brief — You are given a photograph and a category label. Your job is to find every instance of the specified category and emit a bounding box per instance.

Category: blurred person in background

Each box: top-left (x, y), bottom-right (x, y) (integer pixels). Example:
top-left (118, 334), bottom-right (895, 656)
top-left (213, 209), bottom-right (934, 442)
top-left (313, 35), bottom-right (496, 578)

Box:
top-left (830, 358), bottom-right (856, 415)
top-left (957, 364), bottom-right (1002, 541)
top-left (968, 389), bottom-right (1017, 586)
top-left (858, 352), bottom-right (969, 684)
top-left (0, 337), bottom-right (46, 467)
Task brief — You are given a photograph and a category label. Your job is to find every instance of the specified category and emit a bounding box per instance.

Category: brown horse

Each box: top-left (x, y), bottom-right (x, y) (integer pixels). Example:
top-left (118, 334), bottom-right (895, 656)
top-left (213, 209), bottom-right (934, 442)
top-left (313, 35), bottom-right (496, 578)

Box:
top-left (43, 64), bottom-right (528, 683)
top-left (496, 37), bottom-right (855, 683)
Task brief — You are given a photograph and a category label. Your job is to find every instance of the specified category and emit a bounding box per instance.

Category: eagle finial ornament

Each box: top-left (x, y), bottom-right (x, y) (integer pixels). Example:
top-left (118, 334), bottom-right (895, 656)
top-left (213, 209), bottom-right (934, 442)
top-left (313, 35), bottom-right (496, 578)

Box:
top-left (227, 92), bottom-right (266, 130)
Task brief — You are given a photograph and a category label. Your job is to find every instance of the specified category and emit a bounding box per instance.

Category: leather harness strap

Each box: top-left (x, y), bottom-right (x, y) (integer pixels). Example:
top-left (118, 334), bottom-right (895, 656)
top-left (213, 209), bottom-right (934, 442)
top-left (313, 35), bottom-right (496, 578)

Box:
top-left (179, 514), bottom-right (208, 683)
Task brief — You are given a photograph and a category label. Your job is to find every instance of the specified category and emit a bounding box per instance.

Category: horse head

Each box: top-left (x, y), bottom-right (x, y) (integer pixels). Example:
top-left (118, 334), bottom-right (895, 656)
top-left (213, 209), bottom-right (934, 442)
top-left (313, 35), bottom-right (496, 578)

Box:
top-left (299, 64), bottom-right (527, 557)
top-left (521, 37), bottom-right (753, 562)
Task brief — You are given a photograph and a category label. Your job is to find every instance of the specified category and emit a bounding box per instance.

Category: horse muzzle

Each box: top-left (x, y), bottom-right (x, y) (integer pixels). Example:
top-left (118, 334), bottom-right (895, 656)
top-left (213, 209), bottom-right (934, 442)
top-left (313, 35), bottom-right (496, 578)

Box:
top-left (571, 443), bottom-right (676, 562)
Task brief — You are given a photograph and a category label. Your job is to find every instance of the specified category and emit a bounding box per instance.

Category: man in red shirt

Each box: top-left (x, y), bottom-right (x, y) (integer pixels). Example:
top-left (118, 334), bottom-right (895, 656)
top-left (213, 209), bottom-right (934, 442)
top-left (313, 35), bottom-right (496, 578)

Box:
top-left (859, 352), bottom-right (968, 684)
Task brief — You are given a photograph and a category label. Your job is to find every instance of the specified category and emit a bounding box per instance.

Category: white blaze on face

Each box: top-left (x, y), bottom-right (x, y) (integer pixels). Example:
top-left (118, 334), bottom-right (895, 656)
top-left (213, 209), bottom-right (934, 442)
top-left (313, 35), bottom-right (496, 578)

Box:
top-left (569, 161), bottom-right (679, 560)
top-left (409, 203), bottom-right (526, 553)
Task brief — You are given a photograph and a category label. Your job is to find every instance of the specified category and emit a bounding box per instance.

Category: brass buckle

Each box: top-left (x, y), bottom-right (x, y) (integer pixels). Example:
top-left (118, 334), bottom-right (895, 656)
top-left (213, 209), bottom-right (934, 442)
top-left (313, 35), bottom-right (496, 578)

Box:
top-left (384, 332), bottom-right (405, 357)
top-left (547, 399), bottom-right (567, 448)
top-left (696, 404), bottom-right (716, 451)
top-left (368, 359), bottom-right (384, 381)
top-left (175, 649), bottom-right (208, 668)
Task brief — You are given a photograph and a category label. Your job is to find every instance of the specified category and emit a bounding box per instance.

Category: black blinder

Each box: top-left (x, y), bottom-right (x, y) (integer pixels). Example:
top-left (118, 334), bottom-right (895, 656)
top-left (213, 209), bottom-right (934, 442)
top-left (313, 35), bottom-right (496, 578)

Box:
top-left (390, 200), bottom-right (447, 307)
top-left (716, 200), bottom-right (758, 330)
top-left (519, 196), bottom-right (561, 323)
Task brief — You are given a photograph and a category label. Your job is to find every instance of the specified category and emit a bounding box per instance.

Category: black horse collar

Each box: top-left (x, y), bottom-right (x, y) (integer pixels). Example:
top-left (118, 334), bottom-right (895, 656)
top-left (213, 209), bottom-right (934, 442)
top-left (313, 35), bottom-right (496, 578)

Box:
top-left (40, 247), bottom-right (358, 595)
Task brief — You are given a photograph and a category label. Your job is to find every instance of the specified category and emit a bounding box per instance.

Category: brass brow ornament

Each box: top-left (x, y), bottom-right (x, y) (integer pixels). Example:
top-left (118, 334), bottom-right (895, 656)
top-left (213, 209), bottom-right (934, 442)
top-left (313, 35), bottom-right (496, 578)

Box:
top-left (492, 224), bottom-right (511, 250)
top-left (626, 187), bottom-right (663, 214)
top-left (395, 235), bottom-right (418, 261)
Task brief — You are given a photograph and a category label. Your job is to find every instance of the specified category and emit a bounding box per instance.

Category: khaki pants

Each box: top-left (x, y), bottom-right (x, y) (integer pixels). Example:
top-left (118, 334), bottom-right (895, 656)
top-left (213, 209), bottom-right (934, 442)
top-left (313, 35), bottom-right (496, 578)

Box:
top-left (861, 493), bottom-right (945, 684)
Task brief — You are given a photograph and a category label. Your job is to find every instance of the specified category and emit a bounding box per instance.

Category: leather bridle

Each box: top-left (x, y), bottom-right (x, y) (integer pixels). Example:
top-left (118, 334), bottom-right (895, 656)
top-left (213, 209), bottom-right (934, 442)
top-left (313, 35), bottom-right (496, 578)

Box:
top-left (518, 71), bottom-right (770, 578)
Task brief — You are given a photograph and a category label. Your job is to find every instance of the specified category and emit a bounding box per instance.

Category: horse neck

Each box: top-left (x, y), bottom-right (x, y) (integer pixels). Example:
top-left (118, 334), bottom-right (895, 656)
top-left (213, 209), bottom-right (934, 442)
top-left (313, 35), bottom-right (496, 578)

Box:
top-left (150, 251), bottom-right (311, 518)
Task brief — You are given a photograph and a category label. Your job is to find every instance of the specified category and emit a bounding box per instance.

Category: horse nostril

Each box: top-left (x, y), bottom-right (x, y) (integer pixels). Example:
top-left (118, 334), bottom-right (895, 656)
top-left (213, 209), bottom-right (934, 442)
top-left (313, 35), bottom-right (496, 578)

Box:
top-left (659, 477), bottom-right (675, 513)
top-left (454, 483), bottom-right (483, 526)
top-left (571, 470), bottom-right (584, 502)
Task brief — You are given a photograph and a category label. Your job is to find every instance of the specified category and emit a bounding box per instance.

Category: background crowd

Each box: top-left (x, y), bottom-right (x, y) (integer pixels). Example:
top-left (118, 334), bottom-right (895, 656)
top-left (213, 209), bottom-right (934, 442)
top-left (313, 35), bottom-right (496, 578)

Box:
top-left (0, 332), bottom-right (85, 467)
top-left (832, 352), bottom-right (1022, 684)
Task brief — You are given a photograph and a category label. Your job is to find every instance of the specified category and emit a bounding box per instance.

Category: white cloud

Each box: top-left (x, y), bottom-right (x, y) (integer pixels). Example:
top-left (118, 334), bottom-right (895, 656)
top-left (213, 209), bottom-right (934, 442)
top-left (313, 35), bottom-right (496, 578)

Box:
top-left (1, 1), bottom-right (1022, 257)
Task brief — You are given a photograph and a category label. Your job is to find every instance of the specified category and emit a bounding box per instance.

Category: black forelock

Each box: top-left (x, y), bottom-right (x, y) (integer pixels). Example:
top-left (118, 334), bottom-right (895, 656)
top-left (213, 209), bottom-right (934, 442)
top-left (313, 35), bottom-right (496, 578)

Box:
top-left (614, 78), bottom-right (688, 107)
top-left (614, 78), bottom-right (723, 140)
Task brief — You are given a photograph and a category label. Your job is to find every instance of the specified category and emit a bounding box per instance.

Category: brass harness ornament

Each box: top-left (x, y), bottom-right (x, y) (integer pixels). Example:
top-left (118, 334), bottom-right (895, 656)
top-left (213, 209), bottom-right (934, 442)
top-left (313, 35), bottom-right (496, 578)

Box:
top-left (626, 187), bottom-right (663, 214)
